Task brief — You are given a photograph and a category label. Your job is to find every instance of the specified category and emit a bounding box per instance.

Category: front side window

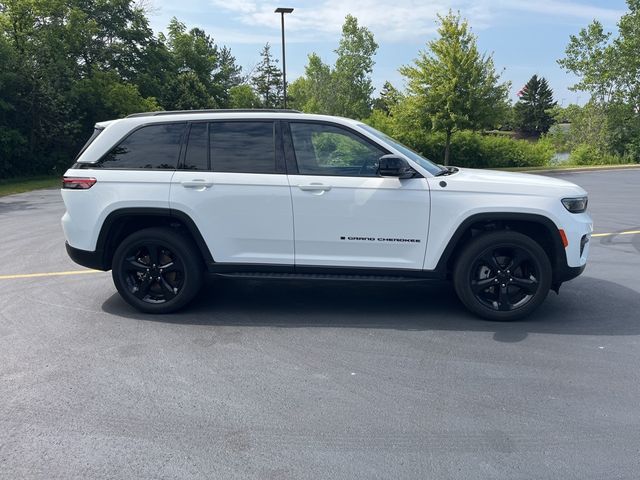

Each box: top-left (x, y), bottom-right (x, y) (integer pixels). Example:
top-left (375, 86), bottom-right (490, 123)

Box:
top-left (289, 123), bottom-right (386, 177)
top-left (210, 122), bottom-right (276, 174)
top-left (98, 123), bottom-right (186, 169)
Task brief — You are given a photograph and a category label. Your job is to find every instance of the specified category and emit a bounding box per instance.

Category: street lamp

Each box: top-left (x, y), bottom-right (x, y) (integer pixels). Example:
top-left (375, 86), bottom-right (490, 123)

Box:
top-left (275, 7), bottom-right (294, 109)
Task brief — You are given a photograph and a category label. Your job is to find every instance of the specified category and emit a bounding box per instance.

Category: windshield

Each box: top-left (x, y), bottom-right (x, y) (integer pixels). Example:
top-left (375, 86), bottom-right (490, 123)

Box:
top-left (358, 124), bottom-right (444, 175)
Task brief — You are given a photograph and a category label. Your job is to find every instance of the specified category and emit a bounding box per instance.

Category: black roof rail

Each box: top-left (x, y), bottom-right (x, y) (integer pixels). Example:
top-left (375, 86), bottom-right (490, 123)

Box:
top-left (126, 109), bottom-right (302, 118)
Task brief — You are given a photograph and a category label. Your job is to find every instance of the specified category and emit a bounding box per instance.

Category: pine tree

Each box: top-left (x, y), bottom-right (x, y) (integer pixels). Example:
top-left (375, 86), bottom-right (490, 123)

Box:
top-left (252, 43), bottom-right (283, 108)
top-left (372, 81), bottom-right (402, 114)
top-left (514, 75), bottom-right (557, 137)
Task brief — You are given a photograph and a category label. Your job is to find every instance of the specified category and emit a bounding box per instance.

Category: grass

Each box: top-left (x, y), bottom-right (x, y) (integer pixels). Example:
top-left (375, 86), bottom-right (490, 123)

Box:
top-left (0, 175), bottom-right (60, 197)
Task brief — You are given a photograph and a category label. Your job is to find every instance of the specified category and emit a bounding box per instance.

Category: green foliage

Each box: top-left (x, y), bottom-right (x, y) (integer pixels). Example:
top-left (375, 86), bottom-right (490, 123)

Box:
top-left (372, 82), bottom-right (402, 114)
top-left (568, 144), bottom-right (628, 165)
top-left (399, 11), bottom-right (510, 165)
top-left (558, 1), bottom-right (640, 163)
top-left (443, 131), bottom-right (552, 168)
top-left (514, 75), bottom-right (557, 137)
top-left (0, 1), bottom-right (247, 178)
top-left (73, 71), bottom-right (160, 119)
top-left (163, 18), bottom-right (242, 109)
top-left (332, 15), bottom-right (378, 119)
top-left (289, 53), bottom-right (335, 113)
top-left (163, 71), bottom-right (216, 110)
top-left (288, 15), bottom-right (377, 119)
top-left (229, 85), bottom-right (261, 109)
top-left (252, 43), bottom-right (283, 108)
top-left (544, 101), bottom-right (640, 163)
top-left (378, 129), bottom-right (553, 169)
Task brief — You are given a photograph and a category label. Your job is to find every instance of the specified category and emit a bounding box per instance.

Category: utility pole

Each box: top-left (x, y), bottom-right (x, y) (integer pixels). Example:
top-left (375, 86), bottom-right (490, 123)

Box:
top-left (275, 7), bottom-right (294, 109)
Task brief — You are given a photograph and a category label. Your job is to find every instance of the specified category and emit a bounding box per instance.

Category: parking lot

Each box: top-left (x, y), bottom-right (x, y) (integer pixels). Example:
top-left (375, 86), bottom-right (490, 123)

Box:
top-left (1, 168), bottom-right (639, 479)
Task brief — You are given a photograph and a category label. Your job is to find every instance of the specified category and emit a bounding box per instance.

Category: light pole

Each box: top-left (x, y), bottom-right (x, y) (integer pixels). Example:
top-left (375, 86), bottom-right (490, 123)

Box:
top-left (275, 7), bottom-right (294, 109)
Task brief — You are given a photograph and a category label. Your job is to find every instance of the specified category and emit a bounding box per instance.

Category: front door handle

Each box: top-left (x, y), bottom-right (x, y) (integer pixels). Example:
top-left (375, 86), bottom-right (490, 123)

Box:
top-left (181, 179), bottom-right (213, 189)
top-left (298, 183), bottom-right (332, 192)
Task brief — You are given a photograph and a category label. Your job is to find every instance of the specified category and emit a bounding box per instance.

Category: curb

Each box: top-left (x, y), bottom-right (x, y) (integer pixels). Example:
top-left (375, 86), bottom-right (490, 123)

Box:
top-left (500, 165), bottom-right (640, 174)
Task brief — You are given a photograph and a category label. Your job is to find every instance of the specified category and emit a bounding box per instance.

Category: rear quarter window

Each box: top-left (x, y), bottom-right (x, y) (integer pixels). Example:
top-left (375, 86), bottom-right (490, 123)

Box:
top-left (210, 121), bottom-right (276, 174)
top-left (97, 123), bottom-right (186, 169)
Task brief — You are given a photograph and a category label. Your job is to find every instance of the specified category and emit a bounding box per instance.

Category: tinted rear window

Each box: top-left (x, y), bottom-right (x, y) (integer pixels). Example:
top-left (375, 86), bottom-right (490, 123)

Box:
top-left (210, 122), bottom-right (275, 174)
top-left (98, 123), bottom-right (186, 169)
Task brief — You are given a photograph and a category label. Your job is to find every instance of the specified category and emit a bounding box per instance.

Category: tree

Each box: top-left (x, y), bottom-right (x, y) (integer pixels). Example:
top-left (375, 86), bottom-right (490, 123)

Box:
top-left (163, 18), bottom-right (242, 109)
top-left (372, 81), bottom-right (402, 114)
top-left (0, 0), bottom-right (160, 176)
top-left (252, 43), bottom-right (283, 108)
top-left (287, 15), bottom-right (377, 119)
top-left (333, 15), bottom-right (378, 119)
top-left (0, 2), bottom-right (248, 178)
top-left (288, 53), bottom-right (334, 113)
top-left (399, 11), bottom-right (509, 165)
top-left (558, 1), bottom-right (640, 161)
top-left (229, 84), bottom-right (261, 108)
top-left (514, 75), bottom-right (557, 137)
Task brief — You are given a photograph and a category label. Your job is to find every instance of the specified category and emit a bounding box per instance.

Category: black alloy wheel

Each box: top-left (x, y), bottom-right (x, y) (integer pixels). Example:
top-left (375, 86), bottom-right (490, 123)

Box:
top-left (112, 228), bottom-right (203, 313)
top-left (453, 231), bottom-right (552, 321)
top-left (122, 244), bottom-right (184, 304)
top-left (470, 245), bottom-right (540, 312)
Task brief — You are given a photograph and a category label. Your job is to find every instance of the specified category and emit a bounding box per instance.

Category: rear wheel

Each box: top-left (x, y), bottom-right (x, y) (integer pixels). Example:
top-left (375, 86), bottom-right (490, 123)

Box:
top-left (112, 227), bottom-right (203, 313)
top-left (453, 231), bottom-right (552, 321)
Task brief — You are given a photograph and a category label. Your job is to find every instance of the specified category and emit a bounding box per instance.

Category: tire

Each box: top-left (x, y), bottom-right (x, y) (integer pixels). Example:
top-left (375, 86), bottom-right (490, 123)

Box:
top-left (453, 230), bottom-right (552, 321)
top-left (111, 227), bottom-right (203, 313)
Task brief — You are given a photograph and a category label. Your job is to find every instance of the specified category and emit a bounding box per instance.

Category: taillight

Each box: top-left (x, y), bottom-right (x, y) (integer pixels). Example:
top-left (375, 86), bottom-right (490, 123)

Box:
top-left (62, 177), bottom-right (97, 189)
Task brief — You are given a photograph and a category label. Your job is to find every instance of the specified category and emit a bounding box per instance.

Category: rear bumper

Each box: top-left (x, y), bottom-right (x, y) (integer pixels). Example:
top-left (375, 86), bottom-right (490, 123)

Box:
top-left (65, 242), bottom-right (108, 271)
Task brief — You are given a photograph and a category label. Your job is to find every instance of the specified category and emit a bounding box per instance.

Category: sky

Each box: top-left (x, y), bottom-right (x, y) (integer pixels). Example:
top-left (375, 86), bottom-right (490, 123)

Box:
top-left (146, 0), bottom-right (628, 105)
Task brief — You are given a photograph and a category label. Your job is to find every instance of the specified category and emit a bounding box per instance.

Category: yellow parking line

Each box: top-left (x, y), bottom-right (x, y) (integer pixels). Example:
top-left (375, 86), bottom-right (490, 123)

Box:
top-left (591, 230), bottom-right (640, 238)
top-left (0, 269), bottom-right (101, 280)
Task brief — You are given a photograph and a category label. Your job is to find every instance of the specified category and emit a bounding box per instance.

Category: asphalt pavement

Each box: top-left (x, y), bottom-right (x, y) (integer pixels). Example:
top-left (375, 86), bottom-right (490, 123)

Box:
top-left (1, 169), bottom-right (639, 479)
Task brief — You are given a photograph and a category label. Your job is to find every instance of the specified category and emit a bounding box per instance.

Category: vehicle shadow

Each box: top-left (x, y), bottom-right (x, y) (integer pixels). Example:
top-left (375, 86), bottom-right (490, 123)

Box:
top-left (101, 274), bottom-right (640, 342)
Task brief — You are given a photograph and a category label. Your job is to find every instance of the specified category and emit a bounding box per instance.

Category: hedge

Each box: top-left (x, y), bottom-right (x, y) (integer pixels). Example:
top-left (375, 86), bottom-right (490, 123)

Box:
top-left (395, 130), bottom-right (554, 168)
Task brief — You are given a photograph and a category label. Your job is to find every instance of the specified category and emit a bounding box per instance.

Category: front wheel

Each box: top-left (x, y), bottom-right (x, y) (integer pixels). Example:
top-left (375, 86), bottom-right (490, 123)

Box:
top-left (112, 227), bottom-right (203, 313)
top-left (453, 231), bottom-right (552, 321)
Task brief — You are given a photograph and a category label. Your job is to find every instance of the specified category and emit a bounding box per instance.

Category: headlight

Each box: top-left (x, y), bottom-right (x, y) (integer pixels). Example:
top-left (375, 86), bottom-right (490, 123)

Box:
top-left (562, 196), bottom-right (588, 213)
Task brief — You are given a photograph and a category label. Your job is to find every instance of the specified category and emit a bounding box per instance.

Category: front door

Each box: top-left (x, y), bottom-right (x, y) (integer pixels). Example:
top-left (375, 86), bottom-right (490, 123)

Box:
top-left (286, 121), bottom-right (430, 270)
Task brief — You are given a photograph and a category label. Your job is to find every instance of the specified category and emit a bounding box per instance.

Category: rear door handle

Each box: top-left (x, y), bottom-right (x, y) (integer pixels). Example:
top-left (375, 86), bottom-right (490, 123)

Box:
top-left (181, 179), bottom-right (213, 189)
top-left (298, 183), bottom-right (331, 192)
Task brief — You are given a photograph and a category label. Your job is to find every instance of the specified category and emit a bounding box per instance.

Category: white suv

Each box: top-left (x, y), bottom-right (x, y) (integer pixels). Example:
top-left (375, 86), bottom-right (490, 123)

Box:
top-left (61, 110), bottom-right (592, 320)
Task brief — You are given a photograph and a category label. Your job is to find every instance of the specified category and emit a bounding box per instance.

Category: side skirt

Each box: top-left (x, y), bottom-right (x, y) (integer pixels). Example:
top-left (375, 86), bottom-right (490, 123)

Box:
top-left (206, 263), bottom-right (445, 282)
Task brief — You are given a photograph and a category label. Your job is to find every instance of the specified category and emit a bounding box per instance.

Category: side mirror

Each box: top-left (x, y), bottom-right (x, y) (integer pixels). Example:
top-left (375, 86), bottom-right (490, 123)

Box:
top-left (377, 155), bottom-right (415, 179)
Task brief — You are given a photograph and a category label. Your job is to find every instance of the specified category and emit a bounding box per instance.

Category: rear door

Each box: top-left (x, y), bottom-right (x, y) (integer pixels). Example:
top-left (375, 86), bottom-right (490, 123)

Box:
top-left (170, 120), bottom-right (294, 265)
top-left (285, 121), bottom-right (430, 270)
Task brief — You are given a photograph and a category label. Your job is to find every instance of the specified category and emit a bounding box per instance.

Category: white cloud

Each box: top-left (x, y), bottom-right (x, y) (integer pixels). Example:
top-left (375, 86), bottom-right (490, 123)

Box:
top-left (206, 0), bottom-right (624, 43)
top-left (494, 0), bottom-right (623, 23)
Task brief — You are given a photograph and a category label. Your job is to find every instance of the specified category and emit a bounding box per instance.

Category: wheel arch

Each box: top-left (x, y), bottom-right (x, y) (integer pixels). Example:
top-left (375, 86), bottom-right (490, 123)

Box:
top-left (96, 208), bottom-right (213, 270)
top-left (435, 212), bottom-right (566, 280)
